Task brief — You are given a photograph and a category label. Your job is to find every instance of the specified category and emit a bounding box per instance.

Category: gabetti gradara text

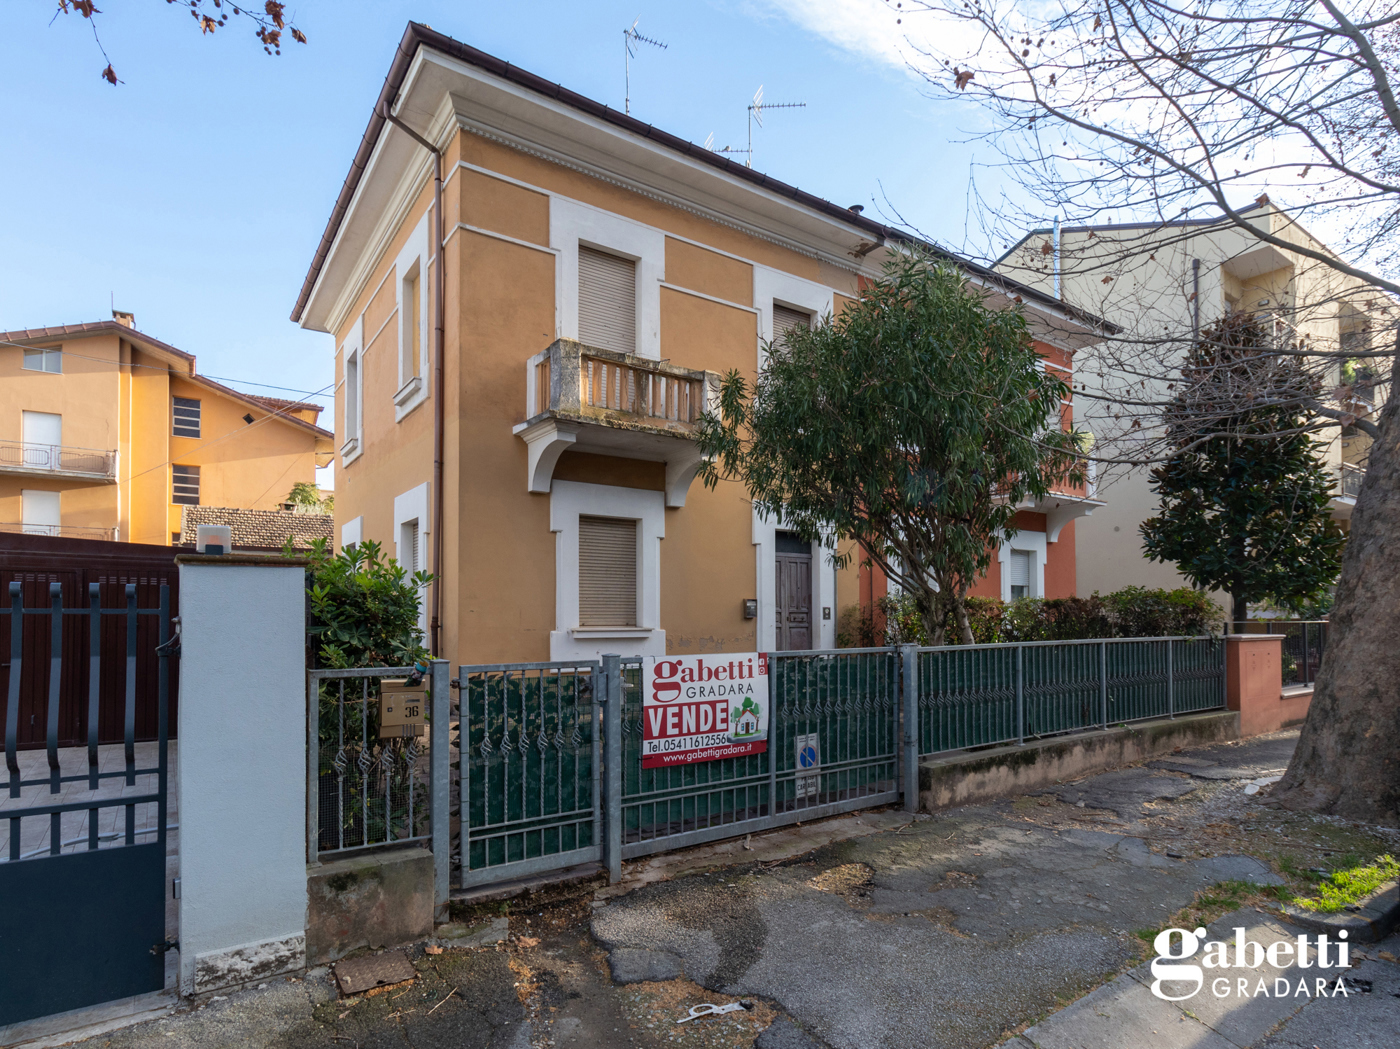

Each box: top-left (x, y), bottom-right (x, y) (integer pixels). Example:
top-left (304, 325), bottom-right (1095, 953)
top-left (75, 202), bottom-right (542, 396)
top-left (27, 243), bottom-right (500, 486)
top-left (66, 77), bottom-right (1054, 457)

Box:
top-left (1151, 927), bottom-right (1357, 1001)
top-left (647, 657), bottom-right (761, 737)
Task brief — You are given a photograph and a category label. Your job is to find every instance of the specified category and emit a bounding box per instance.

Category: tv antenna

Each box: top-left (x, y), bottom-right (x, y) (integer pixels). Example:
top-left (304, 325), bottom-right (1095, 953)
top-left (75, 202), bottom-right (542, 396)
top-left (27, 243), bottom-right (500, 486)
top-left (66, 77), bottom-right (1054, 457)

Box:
top-left (623, 20), bottom-right (667, 116)
top-left (747, 85), bottom-right (805, 169)
top-left (703, 131), bottom-right (750, 160)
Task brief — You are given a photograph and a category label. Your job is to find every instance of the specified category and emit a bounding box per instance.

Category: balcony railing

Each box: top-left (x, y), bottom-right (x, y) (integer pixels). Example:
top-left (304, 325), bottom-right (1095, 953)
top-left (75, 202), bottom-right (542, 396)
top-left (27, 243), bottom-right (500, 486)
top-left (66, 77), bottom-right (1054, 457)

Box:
top-left (0, 522), bottom-right (118, 541)
top-left (0, 440), bottom-right (117, 481)
top-left (1338, 462), bottom-right (1364, 501)
top-left (527, 339), bottom-right (714, 435)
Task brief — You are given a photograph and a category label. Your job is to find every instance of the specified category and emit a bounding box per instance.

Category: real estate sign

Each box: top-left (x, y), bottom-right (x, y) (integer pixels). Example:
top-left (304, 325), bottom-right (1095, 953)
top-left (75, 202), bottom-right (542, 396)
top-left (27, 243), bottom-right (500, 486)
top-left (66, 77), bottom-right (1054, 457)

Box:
top-left (640, 653), bottom-right (769, 768)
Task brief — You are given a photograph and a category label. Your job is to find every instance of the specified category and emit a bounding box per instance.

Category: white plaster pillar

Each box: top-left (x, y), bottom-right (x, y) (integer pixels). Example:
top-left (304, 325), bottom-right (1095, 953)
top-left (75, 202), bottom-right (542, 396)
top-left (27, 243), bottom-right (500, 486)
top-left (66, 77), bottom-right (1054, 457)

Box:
top-left (176, 554), bottom-right (308, 995)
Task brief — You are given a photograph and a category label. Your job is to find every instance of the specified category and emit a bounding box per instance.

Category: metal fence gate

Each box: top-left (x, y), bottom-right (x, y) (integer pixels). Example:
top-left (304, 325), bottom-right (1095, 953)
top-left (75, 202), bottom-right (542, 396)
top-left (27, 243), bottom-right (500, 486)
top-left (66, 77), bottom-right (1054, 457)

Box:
top-left (447, 637), bottom-right (1224, 893)
top-left (0, 581), bottom-right (174, 1027)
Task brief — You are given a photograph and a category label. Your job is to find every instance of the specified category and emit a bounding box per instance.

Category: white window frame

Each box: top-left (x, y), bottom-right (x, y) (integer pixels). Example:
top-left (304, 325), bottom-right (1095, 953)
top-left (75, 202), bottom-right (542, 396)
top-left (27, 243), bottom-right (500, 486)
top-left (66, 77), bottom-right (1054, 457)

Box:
top-left (752, 507), bottom-right (838, 651)
top-left (998, 530), bottom-right (1047, 602)
top-left (339, 316), bottom-right (364, 466)
top-left (340, 515), bottom-right (363, 551)
top-left (753, 266), bottom-right (834, 371)
top-left (394, 483), bottom-right (431, 637)
top-left (393, 213), bottom-right (431, 420)
top-left (22, 347), bottom-right (62, 374)
top-left (550, 197), bottom-right (664, 360)
top-left (549, 480), bottom-right (665, 660)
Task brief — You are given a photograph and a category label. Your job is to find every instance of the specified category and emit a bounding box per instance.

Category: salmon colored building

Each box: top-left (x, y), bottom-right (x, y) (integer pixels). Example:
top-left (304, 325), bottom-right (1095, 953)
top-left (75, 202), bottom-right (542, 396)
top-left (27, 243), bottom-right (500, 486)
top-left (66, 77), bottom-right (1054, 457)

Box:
top-left (0, 315), bottom-right (333, 546)
top-left (293, 24), bottom-right (1108, 662)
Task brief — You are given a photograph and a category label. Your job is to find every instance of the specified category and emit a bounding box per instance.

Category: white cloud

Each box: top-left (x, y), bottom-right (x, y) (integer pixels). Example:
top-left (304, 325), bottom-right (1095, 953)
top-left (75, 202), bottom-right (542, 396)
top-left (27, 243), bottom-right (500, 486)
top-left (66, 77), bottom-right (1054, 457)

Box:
top-left (762, 0), bottom-right (999, 80)
top-left (761, 0), bottom-right (921, 71)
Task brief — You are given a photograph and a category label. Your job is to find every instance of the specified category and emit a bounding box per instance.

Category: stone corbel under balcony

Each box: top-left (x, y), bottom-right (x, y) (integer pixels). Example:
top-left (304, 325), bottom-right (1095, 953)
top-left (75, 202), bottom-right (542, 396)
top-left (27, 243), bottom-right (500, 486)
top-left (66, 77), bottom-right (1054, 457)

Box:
top-left (1021, 491), bottom-right (1106, 542)
top-left (517, 417), bottom-right (580, 495)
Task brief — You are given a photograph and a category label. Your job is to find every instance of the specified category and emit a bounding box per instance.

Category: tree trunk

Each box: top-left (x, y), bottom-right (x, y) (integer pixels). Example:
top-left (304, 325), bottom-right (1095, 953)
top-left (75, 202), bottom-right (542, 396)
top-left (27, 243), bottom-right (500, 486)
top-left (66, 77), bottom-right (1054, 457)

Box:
top-left (1273, 371), bottom-right (1400, 826)
top-left (915, 587), bottom-right (944, 647)
top-left (1231, 592), bottom-right (1248, 632)
top-left (952, 594), bottom-right (976, 645)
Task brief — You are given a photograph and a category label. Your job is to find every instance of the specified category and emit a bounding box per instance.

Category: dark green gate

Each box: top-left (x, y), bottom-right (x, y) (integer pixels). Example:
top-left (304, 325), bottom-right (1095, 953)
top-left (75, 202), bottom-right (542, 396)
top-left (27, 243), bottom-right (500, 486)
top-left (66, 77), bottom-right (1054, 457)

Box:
top-left (0, 581), bottom-right (173, 1026)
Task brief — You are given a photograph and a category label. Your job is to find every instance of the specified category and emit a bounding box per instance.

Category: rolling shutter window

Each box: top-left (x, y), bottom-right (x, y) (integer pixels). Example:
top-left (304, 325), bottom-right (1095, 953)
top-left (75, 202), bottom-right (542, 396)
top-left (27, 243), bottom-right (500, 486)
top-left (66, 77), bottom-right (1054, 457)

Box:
top-left (772, 304), bottom-right (812, 345)
top-left (578, 515), bottom-right (637, 627)
top-left (407, 521), bottom-right (420, 573)
top-left (578, 246), bottom-right (636, 355)
top-left (1009, 550), bottom-right (1031, 600)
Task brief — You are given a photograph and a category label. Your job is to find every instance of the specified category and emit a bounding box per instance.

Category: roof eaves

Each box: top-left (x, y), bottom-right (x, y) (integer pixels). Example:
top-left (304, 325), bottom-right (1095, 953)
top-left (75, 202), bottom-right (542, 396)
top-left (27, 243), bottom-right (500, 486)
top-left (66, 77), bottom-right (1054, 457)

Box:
top-left (293, 22), bottom-right (1116, 339)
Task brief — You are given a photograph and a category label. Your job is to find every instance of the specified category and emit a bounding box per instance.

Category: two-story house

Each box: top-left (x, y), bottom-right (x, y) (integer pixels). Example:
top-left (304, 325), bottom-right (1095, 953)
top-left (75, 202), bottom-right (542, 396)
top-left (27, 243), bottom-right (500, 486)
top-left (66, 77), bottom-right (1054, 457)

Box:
top-left (292, 23), bottom-right (1109, 662)
top-left (0, 315), bottom-right (333, 546)
top-left (997, 199), bottom-right (1388, 597)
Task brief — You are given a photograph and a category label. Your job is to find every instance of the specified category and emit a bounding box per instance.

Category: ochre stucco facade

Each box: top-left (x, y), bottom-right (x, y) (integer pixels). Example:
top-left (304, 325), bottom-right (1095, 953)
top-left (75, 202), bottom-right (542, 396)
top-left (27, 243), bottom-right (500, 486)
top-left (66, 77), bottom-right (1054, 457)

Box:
top-left (297, 26), bottom-right (1106, 664)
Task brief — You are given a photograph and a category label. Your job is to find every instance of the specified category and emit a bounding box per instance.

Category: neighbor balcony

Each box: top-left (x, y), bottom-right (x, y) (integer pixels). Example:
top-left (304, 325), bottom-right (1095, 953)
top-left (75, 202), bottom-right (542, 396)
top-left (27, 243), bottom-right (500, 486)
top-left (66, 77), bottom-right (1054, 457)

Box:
top-left (0, 522), bottom-right (118, 541)
top-left (513, 339), bottom-right (720, 507)
top-left (1330, 462), bottom-right (1365, 520)
top-left (0, 440), bottom-right (117, 482)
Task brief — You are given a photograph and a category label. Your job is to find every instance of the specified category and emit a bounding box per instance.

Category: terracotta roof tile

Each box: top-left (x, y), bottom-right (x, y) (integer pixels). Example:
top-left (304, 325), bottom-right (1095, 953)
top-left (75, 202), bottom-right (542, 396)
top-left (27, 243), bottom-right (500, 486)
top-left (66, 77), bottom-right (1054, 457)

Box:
top-left (180, 505), bottom-right (332, 551)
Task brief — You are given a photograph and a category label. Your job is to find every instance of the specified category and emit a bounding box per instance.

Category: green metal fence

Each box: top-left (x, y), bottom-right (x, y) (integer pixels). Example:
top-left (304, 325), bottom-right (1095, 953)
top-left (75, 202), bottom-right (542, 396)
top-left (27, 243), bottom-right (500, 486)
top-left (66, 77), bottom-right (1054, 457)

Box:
top-left (918, 636), bottom-right (1226, 755)
top-left (456, 661), bottom-right (601, 888)
top-left (616, 649), bottom-right (899, 860)
top-left (446, 637), bottom-right (1224, 891)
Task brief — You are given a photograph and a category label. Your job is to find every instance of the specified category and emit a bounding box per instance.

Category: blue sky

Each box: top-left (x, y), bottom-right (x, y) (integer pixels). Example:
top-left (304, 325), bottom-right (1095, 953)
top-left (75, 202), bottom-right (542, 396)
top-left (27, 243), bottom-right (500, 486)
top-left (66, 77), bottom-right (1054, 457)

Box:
top-left (0, 1), bottom-right (990, 454)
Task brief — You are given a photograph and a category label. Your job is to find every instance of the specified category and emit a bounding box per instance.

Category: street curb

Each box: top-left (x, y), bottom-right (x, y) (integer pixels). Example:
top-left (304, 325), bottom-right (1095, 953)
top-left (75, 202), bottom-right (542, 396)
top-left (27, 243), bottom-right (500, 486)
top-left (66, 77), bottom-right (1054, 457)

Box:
top-left (1279, 879), bottom-right (1400, 943)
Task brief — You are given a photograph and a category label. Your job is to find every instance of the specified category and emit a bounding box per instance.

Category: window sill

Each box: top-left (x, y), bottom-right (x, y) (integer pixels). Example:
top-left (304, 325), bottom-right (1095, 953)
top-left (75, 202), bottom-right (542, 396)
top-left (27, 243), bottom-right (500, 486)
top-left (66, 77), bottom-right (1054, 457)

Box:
top-left (570, 627), bottom-right (654, 639)
top-left (340, 436), bottom-right (361, 466)
top-left (393, 375), bottom-right (423, 407)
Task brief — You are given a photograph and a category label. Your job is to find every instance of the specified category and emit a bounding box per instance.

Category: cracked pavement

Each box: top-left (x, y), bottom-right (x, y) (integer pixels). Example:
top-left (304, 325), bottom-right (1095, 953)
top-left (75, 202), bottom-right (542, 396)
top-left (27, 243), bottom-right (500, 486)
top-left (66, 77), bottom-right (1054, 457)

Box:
top-left (61, 729), bottom-right (1400, 1049)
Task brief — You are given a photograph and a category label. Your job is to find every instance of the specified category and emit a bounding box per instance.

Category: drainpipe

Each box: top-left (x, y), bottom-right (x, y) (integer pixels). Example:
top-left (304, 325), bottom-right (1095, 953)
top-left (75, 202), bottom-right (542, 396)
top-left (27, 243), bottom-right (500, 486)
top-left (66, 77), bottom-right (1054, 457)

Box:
top-left (1052, 216), bottom-right (1061, 300)
top-left (381, 103), bottom-right (447, 658)
top-left (1191, 258), bottom-right (1201, 344)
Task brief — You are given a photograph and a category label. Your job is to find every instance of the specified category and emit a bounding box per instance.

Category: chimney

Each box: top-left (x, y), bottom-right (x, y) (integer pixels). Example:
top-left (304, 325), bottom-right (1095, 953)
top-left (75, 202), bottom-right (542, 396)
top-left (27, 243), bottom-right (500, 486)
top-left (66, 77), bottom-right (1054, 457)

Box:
top-left (112, 310), bottom-right (135, 329)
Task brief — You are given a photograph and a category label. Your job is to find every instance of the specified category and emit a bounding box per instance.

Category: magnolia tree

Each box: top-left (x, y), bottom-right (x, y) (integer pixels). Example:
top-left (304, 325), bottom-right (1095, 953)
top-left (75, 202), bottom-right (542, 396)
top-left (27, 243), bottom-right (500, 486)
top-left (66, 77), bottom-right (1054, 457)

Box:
top-left (894, 0), bottom-right (1400, 822)
top-left (1141, 313), bottom-right (1346, 624)
top-left (696, 254), bottom-right (1083, 646)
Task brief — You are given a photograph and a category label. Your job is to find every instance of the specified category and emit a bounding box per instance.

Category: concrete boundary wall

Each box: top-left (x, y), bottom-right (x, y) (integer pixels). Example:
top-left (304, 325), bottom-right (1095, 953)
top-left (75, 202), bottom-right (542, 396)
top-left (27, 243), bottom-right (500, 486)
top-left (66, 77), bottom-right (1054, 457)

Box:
top-left (918, 711), bottom-right (1239, 811)
top-left (176, 554), bottom-right (309, 995)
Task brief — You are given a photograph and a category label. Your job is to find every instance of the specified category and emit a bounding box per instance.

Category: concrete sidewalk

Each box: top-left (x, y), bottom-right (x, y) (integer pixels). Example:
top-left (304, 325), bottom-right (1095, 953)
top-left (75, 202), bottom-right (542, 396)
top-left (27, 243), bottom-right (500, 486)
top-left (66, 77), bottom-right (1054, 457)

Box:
top-left (1015, 909), bottom-right (1400, 1048)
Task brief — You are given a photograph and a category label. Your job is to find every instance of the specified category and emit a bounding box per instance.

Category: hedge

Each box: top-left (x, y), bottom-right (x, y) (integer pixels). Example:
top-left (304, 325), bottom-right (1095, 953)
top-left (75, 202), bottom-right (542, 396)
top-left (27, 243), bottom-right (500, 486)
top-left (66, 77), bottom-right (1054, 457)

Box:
top-left (837, 586), bottom-right (1223, 648)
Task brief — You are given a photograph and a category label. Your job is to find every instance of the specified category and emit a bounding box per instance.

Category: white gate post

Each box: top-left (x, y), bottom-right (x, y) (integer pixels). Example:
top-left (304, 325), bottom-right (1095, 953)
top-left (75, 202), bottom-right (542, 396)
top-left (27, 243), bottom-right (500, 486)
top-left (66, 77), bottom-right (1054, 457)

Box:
top-left (176, 553), bottom-right (309, 996)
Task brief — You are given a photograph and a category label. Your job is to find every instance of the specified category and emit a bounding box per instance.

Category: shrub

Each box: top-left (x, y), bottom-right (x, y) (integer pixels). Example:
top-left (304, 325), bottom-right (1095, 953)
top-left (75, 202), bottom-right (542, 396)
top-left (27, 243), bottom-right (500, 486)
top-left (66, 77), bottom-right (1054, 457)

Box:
top-left (300, 537), bottom-right (433, 669)
top-left (838, 585), bottom-right (1222, 646)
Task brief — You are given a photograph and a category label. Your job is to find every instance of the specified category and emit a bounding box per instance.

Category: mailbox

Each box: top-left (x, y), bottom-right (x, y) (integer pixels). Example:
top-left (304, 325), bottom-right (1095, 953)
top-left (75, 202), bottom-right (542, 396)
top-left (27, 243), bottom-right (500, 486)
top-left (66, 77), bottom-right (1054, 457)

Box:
top-left (379, 677), bottom-right (427, 739)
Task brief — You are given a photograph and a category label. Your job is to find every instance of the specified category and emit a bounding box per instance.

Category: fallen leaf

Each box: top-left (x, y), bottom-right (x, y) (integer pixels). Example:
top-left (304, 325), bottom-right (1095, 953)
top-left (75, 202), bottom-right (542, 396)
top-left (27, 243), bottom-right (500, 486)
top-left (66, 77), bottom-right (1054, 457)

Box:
top-left (516, 936), bottom-right (541, 949)
top-left (1379, 951), bottom-right (1397, 962)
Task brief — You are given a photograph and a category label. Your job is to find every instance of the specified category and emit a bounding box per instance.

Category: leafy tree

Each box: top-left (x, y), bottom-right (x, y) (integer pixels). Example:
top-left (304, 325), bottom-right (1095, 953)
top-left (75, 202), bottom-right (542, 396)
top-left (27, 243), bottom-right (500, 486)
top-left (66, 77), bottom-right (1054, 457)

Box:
top-left (285, 480), bottom-right (333, 515)
top-left (698, 252), bottom-right (1083, 645)
top-left (1141, 314), bottom-right (1345, 627)
top-left (301, 538), bottom-right (431, 670)
top-left (901, 0), bottom-right (1400, 822)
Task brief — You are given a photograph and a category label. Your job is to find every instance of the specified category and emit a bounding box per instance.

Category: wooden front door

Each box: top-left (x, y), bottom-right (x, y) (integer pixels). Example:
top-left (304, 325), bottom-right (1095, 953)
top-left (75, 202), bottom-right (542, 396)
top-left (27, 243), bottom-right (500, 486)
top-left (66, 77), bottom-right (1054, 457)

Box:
top-left (775, 532), bottom-right (812, 651)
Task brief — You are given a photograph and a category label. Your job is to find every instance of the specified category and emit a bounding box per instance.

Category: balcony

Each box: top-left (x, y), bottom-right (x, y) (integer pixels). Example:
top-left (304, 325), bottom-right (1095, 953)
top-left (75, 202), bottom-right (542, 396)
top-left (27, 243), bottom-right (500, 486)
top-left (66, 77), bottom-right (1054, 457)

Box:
top-left (0, 440), bottom-right (117, 482)
top-left (0, 522), bottom-right (118, 541)
top-left (513, 339), bottom-right (720, 507)
top-left (1330, 462), bottom-right (1365, 520)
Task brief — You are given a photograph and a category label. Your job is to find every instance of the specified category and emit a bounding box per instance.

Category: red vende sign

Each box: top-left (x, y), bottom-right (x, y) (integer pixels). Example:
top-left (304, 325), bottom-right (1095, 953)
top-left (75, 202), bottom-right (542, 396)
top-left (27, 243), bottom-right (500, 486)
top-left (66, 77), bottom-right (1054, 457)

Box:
top-left (640, 653), bottom-right (769, 768)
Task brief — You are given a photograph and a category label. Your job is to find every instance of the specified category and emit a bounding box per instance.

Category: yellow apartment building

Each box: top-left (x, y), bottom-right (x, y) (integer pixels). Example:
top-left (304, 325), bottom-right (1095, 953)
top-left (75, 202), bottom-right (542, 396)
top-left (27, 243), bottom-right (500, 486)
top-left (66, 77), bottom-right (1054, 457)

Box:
top-left (0, 315), bottom-right (333, 546)
top-left (293, 24), bottom-right (1109, 662)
